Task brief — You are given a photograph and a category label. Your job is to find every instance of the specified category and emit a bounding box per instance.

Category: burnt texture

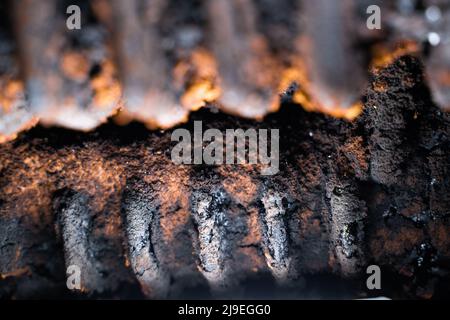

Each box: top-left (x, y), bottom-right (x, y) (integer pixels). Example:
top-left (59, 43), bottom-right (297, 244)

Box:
top-left (2, 0), bottom-right (450, 143)
top-left (12, 0), bottom-right (120, 130)
top-left (0, 55), bottom-right (449, 299)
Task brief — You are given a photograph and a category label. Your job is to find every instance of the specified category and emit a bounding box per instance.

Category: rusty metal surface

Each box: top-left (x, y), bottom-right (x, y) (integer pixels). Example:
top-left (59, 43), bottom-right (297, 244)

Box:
top-left (0, 0), bottom-right (450, 143)
top-left (12, 0), bottom-right (120, 130)
top-left (299, 0), bottom-right (367, 111)
top-left (0, 55), bottom-right (449, 299)
top-left (0, 0), bottom-right (449, 300)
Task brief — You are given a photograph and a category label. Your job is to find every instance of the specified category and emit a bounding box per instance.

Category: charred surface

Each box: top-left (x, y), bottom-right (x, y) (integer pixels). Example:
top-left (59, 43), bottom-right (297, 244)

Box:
top-left (0, 55), bottom-right (449, 299)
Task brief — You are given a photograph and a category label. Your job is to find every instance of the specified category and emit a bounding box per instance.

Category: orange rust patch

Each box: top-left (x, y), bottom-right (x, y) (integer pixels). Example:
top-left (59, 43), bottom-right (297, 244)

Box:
top-left (399, 200), bottom-right (426, 219)
top-left (91, 60), bottom-right (122, 110)
top-left (280, 57), bottom-right (362, 121)
top-left (339, 136), bottom-right (369, 178)
top-left (112, 106), bottom-right (134, 126)
top-left (328, 251), bottom-right (337, 270)
top-left (371, 40), bottom-right (419, 71)
top-left (181, 81), bottom-right (221, 111)
top-left (0, 267), bottom-right (31, 280)
top-left (436, 70), bottom-right (450, 86)
top-left (0, 118), bottom-right (38, 145)
top-left (1, 149), bottom-right (53, 223)
top-left (0, 78), bottom-right (38, 144)
top-left (373, 80), bottom-right (388, 93)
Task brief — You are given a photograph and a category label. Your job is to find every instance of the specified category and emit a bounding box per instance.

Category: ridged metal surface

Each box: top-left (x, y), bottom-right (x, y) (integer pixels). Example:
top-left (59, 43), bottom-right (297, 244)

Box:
top-left (1, 0), bottom-right (450, 143)
top-left (0, 55), bottom-right (449, 299)
top-left (0, 1), bottom-right (449, 299)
